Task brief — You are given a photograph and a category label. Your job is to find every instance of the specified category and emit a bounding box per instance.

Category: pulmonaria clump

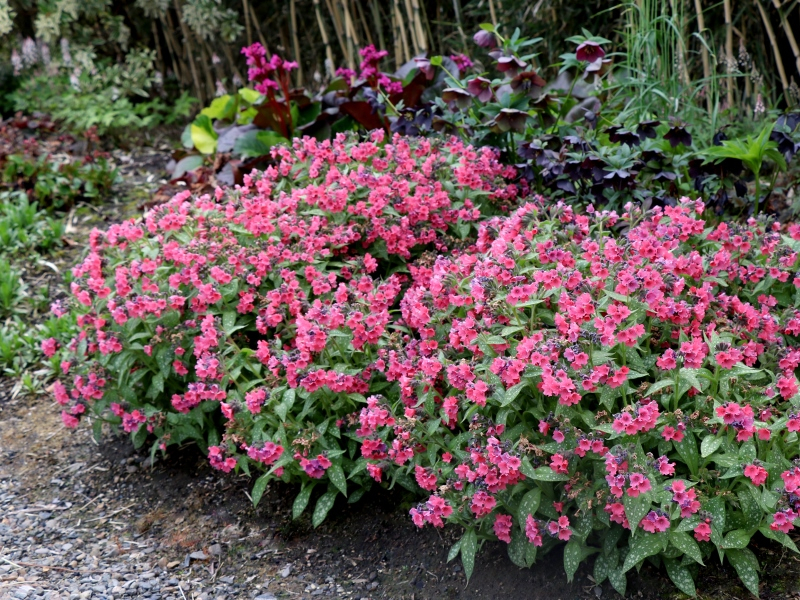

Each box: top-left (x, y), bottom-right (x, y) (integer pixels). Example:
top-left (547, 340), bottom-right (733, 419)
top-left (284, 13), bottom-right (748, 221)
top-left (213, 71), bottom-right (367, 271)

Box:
top-left (50, 133), bottom-right (800, 597)
top-left (50, 131), bottom-right (518, 526)
top-left (355, 198), bottom-right (800, 596)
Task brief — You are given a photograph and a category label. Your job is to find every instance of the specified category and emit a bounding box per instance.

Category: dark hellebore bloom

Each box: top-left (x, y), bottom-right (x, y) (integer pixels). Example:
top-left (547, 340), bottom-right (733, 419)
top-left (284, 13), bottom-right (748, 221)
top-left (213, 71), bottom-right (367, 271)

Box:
top-left (576, 41), bottom-right (605, 63)
top-left (390, 109), bottom-right (420, 136)
top-left (473, 29), bottom-right (497, 49)
top-left (605, 125), bottom-right (640, 146)
top-left (771, 130), bottom-right (800, 163)
top-left (495, 54), bottom-right (527, 76)
top-left (664, 122), bottom-right (692, 148)
top-left (441, 87), bottom-right (472, 110)
top-left (413, 105), bottom-right (435, 130)
top-left (414, 56), bottom-right (436, 80)
top-left (510, 70), bottom-right (547, 98)
top-left (494, 108), bottom-right (529, 133)
top-left (636, 119), bottom-right (660, 141)
top-left (466, 77), bottom-right (493, 102)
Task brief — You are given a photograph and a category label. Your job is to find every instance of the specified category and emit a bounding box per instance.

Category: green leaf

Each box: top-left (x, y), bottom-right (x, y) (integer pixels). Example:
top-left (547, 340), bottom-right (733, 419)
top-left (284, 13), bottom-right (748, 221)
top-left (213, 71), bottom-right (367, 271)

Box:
top-left (759, 526), bottom-right (799, 552)
top-left (502, 382), bottom-right (527, 406)
top-left (200, 94), bottom-right (235, 120)
top-left (447, 539), bottom-right (462, 563)
top-left (520, 460), bottom-right (570, 482)
top-left (292, 482), bottom-right (314, 519)
top-left (563, 539), bottom-right (583, 582)
top-left (312, 490), bottom-right (338, 528)
top-left (700, 435), bottom-right (722, 458)
top-left (669, 530), bottom-right (704, 565)
top-left (608, 566), bottom-right (627, 596)
top-left (238, 87), bottom-right (262, 104)
top-left (622, 533), bottom-right (665, 573)
top-left (623, 493), bottom-right (651, 534)
top-left (190, 115), bottom-right (218, 154)
top-left (327, 463), bottom-right (348, 497)
top-left (664, 558), bottom-right (696, 597)
top-left (251, 473), bottom-right (269, 507)
top-left (234, 130), bottom-right (290, 159)
top-left (644, 378), bottom-right (674, 397)
top-left (507, 527), bottom-right (526, 568)
top-left (726, 548), bottom-right (760, 597)
top-left (92, 419), bottom-right (103, 443)
top-left (461, 528), bottom-right (478, 582)
top-left (517, 488), bottom-right (541, 525)
top-left (721, 529), bottom-right (752, 549)
top-left (674, 430), bottom-right (700, 476)
top-left (594, 552), bottom-right (609, 584)
top-left (429, 55), bottom-right (443, 67)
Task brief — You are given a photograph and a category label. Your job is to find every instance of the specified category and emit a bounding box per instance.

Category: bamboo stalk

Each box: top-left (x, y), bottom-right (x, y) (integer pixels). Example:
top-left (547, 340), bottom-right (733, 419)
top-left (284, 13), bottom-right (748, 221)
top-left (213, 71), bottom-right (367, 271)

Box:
top-left (391, 3), bottom-right (402, 67)
top-left (411, 0), bottom-right (427, 53)
top-left (693, 0), bottom-right (711, 115)
top-left (248, 2), bottom-right (270, 55)
top-left (289, 0), bottom-right (303, 86)
top-left (772, 0), bottom-right (800, 78)
top-left (341, 0), bottom-right (358, 70)
top-left (755, 0), bottom-right (789, 94)
top-left (172, 0), bottom-right (205, 105)
top-left (150, 20), bottom-right (165, 79)
top-left (354, 0), bottom-right (374, 48)
top-left (403, 0), bottom-right (420, 55)
top-left (220, 43), bottom-right (244, 85)
top-left (394, 0), bottom-right (411, 64)
top-left (198, 39), bottom-right (218, 99)
top-left (452, 0), bottom-right (467, 50)
top-left (242, 0), bottom-right (253, 47)
top-left (371, 0), bottom-right (386, 61)
top-left (325, 0), bottom-right (348, 66)
top-left (723, 0), bottom-right (734, 109)
top-left (313, 0), bottom-right (336, 78)
top-left (488, 0), bottom-right (498, 31)
top-left (161, 13), bottom-right (184, 85)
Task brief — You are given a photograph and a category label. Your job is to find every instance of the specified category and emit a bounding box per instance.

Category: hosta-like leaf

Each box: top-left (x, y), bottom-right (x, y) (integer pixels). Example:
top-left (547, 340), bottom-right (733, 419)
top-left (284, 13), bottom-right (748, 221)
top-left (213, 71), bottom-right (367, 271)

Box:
top-left (312, 490), bottom-right (338, 528)
top-left (623, 533), bottom-right (665, 573)
top-left (726, 548), bottom-right (760, 597)
top-left (461, 528), bottom-right (478, 582)
top-left (669, 530), bottom-right (704, 565)
top-left (664, 557), bottom-right (696, 597)
top-left (517, 487), bottom-right (541, 525)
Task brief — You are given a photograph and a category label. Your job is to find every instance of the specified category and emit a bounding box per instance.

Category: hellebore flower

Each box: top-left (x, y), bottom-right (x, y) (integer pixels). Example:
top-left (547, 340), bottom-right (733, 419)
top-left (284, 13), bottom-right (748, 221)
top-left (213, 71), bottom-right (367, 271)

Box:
top-left (605, 125), bottom-right (640, 146)
top-left (467, 77), bottom-right (493, 102)
top-left (414, 56), bottom-right (435, 80)
top-left (576, 41), bottom-right (605, 63)
top-left (495, 54), bottom-right (527, 76)
top-left (494, 108), bottom-right (529, 133)
top-left (442, 87), bottom-right (472, 110)
top-left (636, 119), bottom-right (660, 141)
top-left (510, 70), bottom-right (546, 98)
top-left (473, 29), bottom-right (497, 49)
top-left (664, 121), bottom-right (692, 148)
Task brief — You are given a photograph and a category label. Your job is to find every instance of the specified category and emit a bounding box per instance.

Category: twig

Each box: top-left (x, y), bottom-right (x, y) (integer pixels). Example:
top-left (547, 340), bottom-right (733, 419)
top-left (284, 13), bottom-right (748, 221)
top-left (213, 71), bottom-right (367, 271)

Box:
top-left (178, 583), bottom-right (187, 600)
top-left (84, 502), bottom-right (136, 523)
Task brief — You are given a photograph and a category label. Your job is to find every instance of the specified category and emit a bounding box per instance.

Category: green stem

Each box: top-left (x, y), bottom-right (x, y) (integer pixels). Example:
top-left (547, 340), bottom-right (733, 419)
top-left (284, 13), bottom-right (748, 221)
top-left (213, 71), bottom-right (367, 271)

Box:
top-left (550, 70), bottom-right (580, 134)
top-left (753, 169), bottom-right (761, 217)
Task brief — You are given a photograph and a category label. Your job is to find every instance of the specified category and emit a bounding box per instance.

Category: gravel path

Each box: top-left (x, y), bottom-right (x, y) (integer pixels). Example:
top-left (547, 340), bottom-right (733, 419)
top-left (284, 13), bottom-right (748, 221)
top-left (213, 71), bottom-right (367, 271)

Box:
top-left (0, 469), bottom-right (276, 600)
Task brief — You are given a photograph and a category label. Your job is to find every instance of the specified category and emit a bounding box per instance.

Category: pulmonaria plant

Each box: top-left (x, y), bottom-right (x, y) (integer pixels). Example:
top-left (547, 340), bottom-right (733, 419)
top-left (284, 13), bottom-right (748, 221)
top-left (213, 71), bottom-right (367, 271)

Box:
top-left (362, 198), bottom-right (800, 596)
top-left (51, 132), bottom-right (518, 525)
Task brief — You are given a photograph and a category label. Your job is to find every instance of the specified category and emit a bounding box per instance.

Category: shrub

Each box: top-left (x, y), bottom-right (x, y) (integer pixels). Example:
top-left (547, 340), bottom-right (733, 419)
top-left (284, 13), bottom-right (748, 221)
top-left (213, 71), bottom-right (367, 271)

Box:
top-left (53, 132), bottom-right (517, 522)
top-left (377, 198), bottom-right (800, 596)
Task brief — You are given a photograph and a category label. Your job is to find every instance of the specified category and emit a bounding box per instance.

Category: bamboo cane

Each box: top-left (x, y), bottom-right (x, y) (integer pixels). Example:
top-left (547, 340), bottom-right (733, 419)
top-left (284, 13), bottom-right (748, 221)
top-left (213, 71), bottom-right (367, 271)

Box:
top-left (325, 0), bottom-right (348, 66)
top-left (771, 0), bottom-right (800, 78)
top-left (410, 0), bottom-right (427, 53)
top-left (161, 13), bottom-right (184, 85)
top-left (242, 0), bottom-right (253, 47)
top-left (755, 0), bottom-right (789, 94)
top-left (394, 0), bottom-right (411, 64)
top-left (723, 0), bottom-right (734, 109)
top-left (313, 0), bottom-right (336, 78)
top-left (248, 2), bottom-right (269, 55)
top-left (289, 0), bottom-right (303, 86)
top-left (403, 0), bottom-right (420, 56)
top-left (172, 0), bottom-right (205, 105)
top-left (354, 0), bottom-right (374, 48)
top-left (692, 0), bottom-right (711, 115)
top-left (341, 0), bottom-right (358, 70)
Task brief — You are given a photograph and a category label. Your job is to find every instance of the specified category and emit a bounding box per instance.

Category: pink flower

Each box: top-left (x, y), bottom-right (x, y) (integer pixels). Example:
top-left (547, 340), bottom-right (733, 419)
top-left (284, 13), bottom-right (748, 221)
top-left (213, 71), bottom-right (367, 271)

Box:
top-left (494, 514), bottom-right (513, 543)
top-left (41, 337), bottom-right (59, 357)
top-left (744, 464), bottom-right (768, 486)
top-left (525, 514), bottom-right (543, 546)
top-left (693, 521), bottom-right (711, 542)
